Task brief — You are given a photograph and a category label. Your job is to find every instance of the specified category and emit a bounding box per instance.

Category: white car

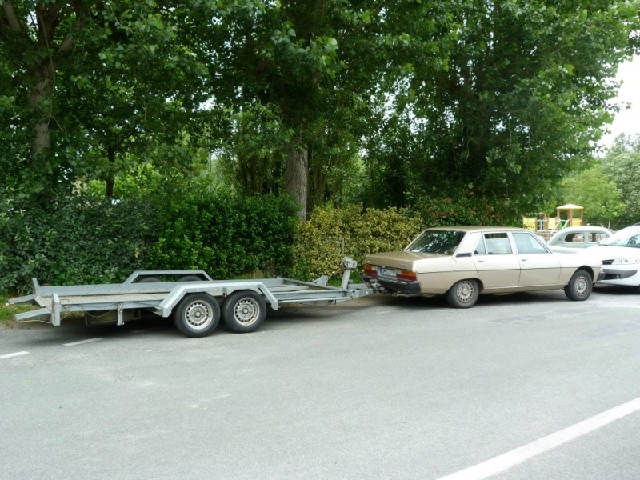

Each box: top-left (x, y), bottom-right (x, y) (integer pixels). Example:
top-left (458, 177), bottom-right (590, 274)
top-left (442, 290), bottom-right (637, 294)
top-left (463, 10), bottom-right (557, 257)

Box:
top-left (587, 226), bottom-right (640, 288)
top-left (547, 226), bottom-right (612, 253)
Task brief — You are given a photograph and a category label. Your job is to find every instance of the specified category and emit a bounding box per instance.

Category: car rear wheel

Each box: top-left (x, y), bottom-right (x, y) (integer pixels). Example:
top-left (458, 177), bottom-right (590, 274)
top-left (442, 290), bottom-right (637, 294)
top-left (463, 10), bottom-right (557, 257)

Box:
top-left (564, 269), bottom-right (592, 301)
top-left (446, 279), bottom-right (479, 308)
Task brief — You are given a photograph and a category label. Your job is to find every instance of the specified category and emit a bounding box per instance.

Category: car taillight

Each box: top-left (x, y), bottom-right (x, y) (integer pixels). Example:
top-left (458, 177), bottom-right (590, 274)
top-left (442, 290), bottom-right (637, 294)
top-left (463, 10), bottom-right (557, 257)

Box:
top-left (363, 263), bottom-right (378, 276)
top-left (397, 270), bottom-right (417, 282)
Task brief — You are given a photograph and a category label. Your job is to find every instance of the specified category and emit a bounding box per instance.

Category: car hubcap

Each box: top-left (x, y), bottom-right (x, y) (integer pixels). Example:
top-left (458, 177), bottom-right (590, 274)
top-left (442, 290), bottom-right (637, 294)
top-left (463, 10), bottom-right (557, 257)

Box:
top-left (458, 282), bottom-right (474, 302)
top-left (575, 276), bottom-right (588, 296)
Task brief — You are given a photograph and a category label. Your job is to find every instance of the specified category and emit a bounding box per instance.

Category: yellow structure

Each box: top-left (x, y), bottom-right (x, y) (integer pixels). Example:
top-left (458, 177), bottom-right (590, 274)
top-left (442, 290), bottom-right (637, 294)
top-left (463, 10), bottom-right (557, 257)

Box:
top-left (555, 204), bottom-right (583, 228)
top-left (522, 217), bottom-right (537, 231)
top-left (522, 205), bottom-right (584, 236)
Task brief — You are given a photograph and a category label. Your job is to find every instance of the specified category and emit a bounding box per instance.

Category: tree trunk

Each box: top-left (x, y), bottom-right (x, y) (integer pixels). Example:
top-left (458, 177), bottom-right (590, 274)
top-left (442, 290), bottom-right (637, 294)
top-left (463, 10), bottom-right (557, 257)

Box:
top-left (285, 141), bottom-right (309, 220)
top-left (105, 146), bottom-right (116, 199)
top-left (28, 60), bottom-right (55, 171)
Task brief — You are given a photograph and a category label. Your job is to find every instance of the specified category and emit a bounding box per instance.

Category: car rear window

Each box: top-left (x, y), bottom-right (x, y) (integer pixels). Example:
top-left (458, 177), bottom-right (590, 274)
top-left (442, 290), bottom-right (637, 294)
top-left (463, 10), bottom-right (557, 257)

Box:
top-left (406, 230), bottom-right (466, 254)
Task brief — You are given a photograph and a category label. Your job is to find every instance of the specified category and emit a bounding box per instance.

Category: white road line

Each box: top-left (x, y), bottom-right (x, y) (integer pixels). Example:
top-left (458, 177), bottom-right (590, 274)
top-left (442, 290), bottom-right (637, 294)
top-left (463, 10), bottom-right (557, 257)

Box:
top-left (436, 397), bottom-right (640, 480)
top-left (63, 338), bottom-right (103, 347)
top-left (0, 351), bottom-right (30, 359)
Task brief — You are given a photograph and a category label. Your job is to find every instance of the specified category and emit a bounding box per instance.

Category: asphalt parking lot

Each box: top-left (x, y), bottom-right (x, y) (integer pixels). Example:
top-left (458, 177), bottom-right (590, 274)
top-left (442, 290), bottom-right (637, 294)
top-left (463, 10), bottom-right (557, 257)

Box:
top-left (2, 287), bottom-right (640, 480)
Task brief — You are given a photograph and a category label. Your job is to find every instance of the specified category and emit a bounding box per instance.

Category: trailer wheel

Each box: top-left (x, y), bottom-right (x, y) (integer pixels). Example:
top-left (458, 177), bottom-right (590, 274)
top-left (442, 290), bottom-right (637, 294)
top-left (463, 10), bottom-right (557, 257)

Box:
top-left (174, 293), bottom-right (220, 338)
top-left (223, 290), bottom-right (266, 333)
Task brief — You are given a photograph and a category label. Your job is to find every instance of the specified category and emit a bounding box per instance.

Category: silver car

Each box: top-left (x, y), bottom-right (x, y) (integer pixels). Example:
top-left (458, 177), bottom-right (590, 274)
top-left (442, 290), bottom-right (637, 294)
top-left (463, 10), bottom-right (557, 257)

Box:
top-left (547, 226), bottom-right (612, 253)
top-left (364, 226), bottom-right (603, 308)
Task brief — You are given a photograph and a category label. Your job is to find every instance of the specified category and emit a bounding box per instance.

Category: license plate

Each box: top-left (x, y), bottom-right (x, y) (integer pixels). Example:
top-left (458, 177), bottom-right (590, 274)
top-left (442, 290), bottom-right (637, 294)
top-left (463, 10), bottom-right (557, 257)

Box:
top-left (379, 268), bottom-right (398, 277)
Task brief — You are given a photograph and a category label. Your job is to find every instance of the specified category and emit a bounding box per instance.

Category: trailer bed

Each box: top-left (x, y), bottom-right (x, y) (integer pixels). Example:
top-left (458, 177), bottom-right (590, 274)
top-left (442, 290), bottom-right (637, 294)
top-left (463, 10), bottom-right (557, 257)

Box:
top-left (10, 262), bottom-right (373, 336)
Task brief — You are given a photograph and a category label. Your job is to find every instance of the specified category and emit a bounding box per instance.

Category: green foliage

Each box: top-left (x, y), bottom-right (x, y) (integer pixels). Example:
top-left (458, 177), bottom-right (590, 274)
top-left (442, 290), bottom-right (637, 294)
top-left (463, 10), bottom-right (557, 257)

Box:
top-left (2, 0), bottom-right (639, 230)
top-left (148, 188), bottom-right (298, 278)
top-left (0, 294), bottom-right (34, 327)
top-left (0, 192), bottom-right (157, 292)
top-left (560, 162), bottom-right (624, 227)
top-left (364, 0), bottom-right (640, 214)
top-left (293, 205), bottom-right (423, 280)
top-left (601, 135), bottom-right (640, 228)
top-left (410, 191), bottom-right (520, 227)
top-left (0, 187), bottom-right (300, 293)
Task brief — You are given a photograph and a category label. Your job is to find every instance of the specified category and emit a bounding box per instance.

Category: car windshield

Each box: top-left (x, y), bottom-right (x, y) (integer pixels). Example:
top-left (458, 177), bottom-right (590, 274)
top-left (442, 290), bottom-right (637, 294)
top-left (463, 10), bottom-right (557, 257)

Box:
top-left (406, 230), bottom-right (466, 254)
top-left (598, 228), bottom-right (640, 248)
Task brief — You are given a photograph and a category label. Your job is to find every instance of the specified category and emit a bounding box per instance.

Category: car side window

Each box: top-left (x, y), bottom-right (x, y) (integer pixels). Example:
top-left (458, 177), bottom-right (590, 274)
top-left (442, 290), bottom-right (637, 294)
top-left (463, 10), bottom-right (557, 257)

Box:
top-left (570, 233), bottom-right (584, 243)
top-left (474, 236), bottom-right (487, 255)
top-left (512, 232), bottom-right (548, 254)
top-left (482, 233), bottom-right (513, 255)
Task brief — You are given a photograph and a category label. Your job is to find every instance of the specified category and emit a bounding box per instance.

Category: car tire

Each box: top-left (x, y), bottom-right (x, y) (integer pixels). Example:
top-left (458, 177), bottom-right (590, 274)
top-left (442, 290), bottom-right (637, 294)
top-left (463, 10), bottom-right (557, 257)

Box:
top-left (222, 290), bottom-right (266, 333)
top-left (446, 279), bottom-right (479, 308)
top-left (564, 269), bottom-right (592, 301)
top-left (173, 293), bottom-right (220, 337)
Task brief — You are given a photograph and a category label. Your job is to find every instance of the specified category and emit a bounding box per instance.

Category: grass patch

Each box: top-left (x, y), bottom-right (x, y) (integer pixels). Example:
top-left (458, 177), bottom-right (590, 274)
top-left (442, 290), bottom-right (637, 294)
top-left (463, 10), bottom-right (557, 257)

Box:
top-left (0, 295), bottom-right (33, 328)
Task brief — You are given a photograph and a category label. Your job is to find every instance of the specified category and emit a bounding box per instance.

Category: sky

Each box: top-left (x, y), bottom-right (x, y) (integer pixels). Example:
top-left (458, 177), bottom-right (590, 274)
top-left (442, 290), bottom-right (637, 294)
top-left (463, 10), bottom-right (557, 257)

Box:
top-left (598, 55), bottom-right (640, 148)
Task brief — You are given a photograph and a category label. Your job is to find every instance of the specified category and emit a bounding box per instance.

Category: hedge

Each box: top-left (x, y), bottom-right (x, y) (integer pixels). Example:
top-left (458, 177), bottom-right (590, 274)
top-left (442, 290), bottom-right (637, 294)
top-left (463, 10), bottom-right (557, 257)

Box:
top-left (293, 204), bottom-right (423, 280)
top-left (0, 190), bottom-right (297, 293)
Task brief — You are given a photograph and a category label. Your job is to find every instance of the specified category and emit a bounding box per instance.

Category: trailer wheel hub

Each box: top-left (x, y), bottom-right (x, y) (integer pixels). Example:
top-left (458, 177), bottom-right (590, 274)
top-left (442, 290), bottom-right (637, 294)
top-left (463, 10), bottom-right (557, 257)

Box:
top-left (234, 298), bottom-right (260, 325)
top-left (185, 302), bottom-right (213, 327)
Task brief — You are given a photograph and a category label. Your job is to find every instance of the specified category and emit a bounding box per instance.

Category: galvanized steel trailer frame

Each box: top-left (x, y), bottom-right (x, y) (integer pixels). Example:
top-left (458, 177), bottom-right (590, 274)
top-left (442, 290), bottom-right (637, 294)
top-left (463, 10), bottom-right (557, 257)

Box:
top-left (9, 259), bottom-right (373, 335)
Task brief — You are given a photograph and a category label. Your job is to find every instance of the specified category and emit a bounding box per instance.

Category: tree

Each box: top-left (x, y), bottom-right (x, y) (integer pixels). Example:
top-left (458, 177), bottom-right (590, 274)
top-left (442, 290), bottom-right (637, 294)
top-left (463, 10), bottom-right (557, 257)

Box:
top-left (601, 135), bottom-right (640, 228)
top-left (207, 0), bottom-right (399, 218)
top-left (561, 162), bottom-right (624, 228)
top-left (1, 0), bottom-right (90, 194)
top-left (1, 1), bottom-right (212, 199)
top-left (63, 0), bottom-right (211, 197)
top-left (365, 0), bottom-right (640, 214)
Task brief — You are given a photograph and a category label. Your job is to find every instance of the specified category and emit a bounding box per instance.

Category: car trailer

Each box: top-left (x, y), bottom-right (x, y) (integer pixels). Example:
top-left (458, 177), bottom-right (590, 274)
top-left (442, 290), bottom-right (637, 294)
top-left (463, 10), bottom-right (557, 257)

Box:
top-left (9, 258), bottom-right (373, 338)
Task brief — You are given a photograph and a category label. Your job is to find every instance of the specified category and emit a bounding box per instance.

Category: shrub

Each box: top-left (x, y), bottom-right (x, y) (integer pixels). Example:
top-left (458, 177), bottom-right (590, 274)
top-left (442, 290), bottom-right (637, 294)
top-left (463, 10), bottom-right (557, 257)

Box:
top-left (0, 188), bottom-right (297, 293)
top-left (148, 189), bottom-right (297, 278)
top-left (411, 191), bottom-right (517, 227)
top-left (293, 205), bottom-right (422, 280)
top-left (0, 192), bottom-right (156, 292)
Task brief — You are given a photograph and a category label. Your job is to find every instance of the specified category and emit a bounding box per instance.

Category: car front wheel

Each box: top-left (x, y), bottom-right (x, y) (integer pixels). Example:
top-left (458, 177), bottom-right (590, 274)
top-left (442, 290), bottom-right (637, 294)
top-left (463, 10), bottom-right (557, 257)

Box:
top-left (446, 279), bottom-right (479, 308)
top-left (564, 269), bottom-right (592, 301)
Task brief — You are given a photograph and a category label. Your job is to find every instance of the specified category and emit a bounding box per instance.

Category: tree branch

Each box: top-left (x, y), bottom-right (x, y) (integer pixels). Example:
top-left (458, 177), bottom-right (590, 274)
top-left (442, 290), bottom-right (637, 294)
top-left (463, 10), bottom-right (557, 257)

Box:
top-left (58, 1), bottom-right (89, 55)
top-left (2, 0), bottom-right (25, 34)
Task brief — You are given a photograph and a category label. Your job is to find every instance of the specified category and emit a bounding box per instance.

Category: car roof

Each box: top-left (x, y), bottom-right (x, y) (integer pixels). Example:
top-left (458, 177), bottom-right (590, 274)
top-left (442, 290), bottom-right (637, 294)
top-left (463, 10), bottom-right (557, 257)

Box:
top-left (552, 226), bottom-right (610, 232)
top-left (426, 226), bottom-right (527, 232)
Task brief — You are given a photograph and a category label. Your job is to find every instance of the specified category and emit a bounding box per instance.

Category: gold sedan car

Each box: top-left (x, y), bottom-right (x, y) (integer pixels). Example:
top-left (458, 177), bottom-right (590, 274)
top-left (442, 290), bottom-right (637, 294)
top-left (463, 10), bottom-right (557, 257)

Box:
top-left (363, 226), bottom-right (603, 308)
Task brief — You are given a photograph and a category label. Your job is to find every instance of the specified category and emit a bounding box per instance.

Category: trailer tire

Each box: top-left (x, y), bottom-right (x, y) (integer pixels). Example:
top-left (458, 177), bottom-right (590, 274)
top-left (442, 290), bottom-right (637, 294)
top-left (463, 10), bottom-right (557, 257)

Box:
top-left (223, 290), bottom-right (266, 333)
top-left (174, 293), bottom-right (220, 338)
top-left (177, 275), bottom-right (202, 282)
top-left (138, 276), bottom-right (161, 283)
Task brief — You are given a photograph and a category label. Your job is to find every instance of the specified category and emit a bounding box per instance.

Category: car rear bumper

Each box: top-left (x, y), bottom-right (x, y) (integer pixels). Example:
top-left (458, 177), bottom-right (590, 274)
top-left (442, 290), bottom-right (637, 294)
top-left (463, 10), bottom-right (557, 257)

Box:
top-left (369, 276), bottom-right (422, 295)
